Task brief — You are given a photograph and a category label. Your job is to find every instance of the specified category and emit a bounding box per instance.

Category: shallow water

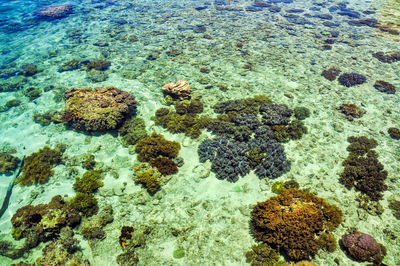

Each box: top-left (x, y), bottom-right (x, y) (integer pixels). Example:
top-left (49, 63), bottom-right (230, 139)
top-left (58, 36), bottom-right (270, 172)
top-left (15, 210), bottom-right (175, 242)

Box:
top-left (0, 0), bottom-right (399, 265)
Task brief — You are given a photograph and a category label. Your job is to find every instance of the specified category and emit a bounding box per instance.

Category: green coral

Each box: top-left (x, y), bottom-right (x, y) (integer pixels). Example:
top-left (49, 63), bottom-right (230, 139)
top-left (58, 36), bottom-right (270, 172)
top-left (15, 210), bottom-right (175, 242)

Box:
top-left (271, 181), bottom-right (285, 194)
top-left (272, 120), bottom-right (307, 142)
top-left (11, 227), bottom-right (23, 240)
top-left (82, 154), bottom-right (96, 170)
top-left (32, 113), bottom-right (52, 126)
top-left (134, 163), bottom-right (161, 194)
top-left (135, 133), bottom-right (180, 162)
top-left (213, 95), bottom-right (272, 115)
top-left (245, 243), bottom-right (286, 266)
top-left (246, 148), bottom-right (266, 168)
top-left (68, 192), bottom-right (98, 217)
top-left (73, 170), bottom-right (104, 193)
top-left (16, 146), bottom-right (63, 186)
top-left (118, 117), bottom-right (148, 145)
top-left (293, 106), bottom-right (311, 120)
top-left (23, 87), bottom-right (42, 101)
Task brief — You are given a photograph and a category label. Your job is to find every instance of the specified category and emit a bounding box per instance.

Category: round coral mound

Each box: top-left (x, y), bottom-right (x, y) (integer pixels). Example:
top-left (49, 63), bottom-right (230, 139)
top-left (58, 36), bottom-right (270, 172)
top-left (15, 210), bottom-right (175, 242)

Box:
top-left (63, 87), bottom-right (137, 131)
top-left (341, 231), bottom-right (386, 263)
top-left (338, 73), bottom-right (367, 87)
top-left (250, 188), bottom-right (342, 261)
top-left (37, 5), bottom-right (73, 18)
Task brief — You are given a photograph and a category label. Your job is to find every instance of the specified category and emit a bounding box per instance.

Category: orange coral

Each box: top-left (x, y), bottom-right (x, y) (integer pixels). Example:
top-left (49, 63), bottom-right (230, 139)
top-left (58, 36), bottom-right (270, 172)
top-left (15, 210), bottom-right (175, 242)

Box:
top-left (250, 188), bottom-right (342, 261)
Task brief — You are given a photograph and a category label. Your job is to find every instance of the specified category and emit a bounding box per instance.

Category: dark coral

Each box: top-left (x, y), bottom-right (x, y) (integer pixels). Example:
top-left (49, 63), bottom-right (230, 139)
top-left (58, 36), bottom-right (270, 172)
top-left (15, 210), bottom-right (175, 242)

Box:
top-left (232, 113), bottom-right (262, 130)
top-left (388, 127), bottom-right (400, 139)
top-left (197, 137), bottom-right (228, 163)
top-left (0, 152), bottom-right (20, 174)
top-left (17, 146), bottom-right (63, 186)
top-left (271, 120), bottom-right (307, 142)
top-left (150, 157), bottom-right (178, 175)
top-left (134, 163), bottom-right (161, 194)
top-left (293, 107), bottom-right (310, 120)
top-left (250, 188), bottom-right (342, 261)
top-left (135, 133), bottom-right (180, 162)
top-left (321, 67), bottom-right (341, 81)
top-left (11, 195), bottom-right (81, 245)
top-left (85, 59), bottom-right (111, 71)
top-left (118, 117), bottom-right (147, 146)
top-left (374, 80), bottom-right (396, 94)
top-left (341, 231), bottom-right (386, 263)
top-left (340, 104), bottom-right (365, 118)
top-left (213, 95), bottom-right (271, 115)
top-left (372, 51), bottom-right (400, 63)
top-left (20, 64), bottom-right (39, 77)
top-left (64, 87), bottom-right (137, 131)
top-left (388, 200), bottom-right (400, 220)
top-left (340, 136), bottom-right (387, 200)
top-left (73, 170), bottom-right (104, 193)
top-left (260, 103), bottom-right (293, 126)
top-left (338, 73), bottom-right (367, 87)
top-left (68, 192), bottom-right (99, 217)
top-left (245, 243), bottom-right (286, 266)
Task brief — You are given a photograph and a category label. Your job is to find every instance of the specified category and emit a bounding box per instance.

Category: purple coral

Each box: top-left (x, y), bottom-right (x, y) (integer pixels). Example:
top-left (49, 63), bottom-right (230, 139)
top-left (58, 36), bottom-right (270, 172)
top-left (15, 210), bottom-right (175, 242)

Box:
top-left (197, 137), bottom-right (228, 163)
top-left (259, 104), bottom-right (292, 125)
top-left (232, 113), bottom-right (262, 130)
top-left (341, 231), bottom-right (386, 263)
top-left (338, 73), bottom-right (367, 87)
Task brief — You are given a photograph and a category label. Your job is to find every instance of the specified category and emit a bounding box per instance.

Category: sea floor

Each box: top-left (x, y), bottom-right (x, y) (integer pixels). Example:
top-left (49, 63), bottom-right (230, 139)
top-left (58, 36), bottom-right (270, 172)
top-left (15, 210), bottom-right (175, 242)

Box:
top-left (0, 0), bottom-right (399, 265)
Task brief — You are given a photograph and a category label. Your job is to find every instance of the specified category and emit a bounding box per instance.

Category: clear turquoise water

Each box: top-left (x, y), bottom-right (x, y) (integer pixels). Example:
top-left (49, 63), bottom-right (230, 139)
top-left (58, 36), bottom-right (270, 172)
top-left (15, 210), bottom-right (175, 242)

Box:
top-left (1, 0), bottom-right (400, 265)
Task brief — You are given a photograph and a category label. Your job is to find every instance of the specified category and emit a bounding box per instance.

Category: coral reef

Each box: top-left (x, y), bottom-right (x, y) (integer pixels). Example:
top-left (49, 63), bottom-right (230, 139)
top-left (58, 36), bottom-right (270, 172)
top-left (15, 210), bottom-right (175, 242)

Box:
top-left (198, 137), bottom-right (228, 163)
top-left (59, 59), bottom-right (82, 72)
top-left (11, 195), bottom-right (81, 246)
top-left (135, 133), bottom-right (180, 162)
top-left (388, 127), bottom-right (400, 139)
top-left (63, 87), bottom-right (137, 131)
top-left (81, 204), bottom-right (113, 240)
top-left (118, 117), bottom-right (148, 146)
top-left (116, 225), bottom-right (151, 265)
top-left (372, 51), bottom-right (400, 63)
top-left (338, 73), bottom-right (367, 87)
top-left (341, 230), bottom-right (386, 263)
top-left (36, 227), bottom-right (90, 265)
top-left (0, 152), bottom-right (20, 174)
top-left (149, 157), bottom-right (178, 176)
top-left (374, 80), bottom-right (396, 94)
top-left (68, 192), bottom-right (99, 217)
top-left (0, 98), bottom-right (22, 112)
top-left (85, 60), bottom-right (111, 71)
top-left (36, 5), bottom-right (73, 18)
top-left (293, 107), bottom-right (310, 120)
top-left (339, 104), bottom-right (365, 118)
top-left (340, 136), bottom-right (387, 200)
top-left (213, 95), bottom-right (271, 115)
top-left (23, 87), bottom-right (42, 101)
top-left (73, 170), bottom-right (104, 193)
top-left (133, 163), bottom-right (162, 194)
top-left (245, 243), bottom-right (286, 266)
top-left (82, 154), bottom-right (96, 170)
top-left (260, 104), bottom-right (293, 125)
top-left (20, 64), bottom-right (39, 77)
top-left (162, 80), bottom-right (192, 99)
top-left (321, 67), bottom-right (341, 81)
top-left (250, 188), bottom-right (342, 261)
top-left (16, 145), bottom-right (63, 186)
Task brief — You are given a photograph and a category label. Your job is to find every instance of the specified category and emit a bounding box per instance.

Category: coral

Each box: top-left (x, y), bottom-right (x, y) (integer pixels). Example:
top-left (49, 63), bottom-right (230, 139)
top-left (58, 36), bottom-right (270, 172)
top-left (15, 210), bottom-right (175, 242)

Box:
top-left (357, 195), bottom-right (384, 216)
top-left (118, 117), bottom-right (146, 135)
top-left (374, 80), bottom-right (396, 94)
top-left (150, 157), bottom-right (178, 175)
top-left (372, 51), bottom-right (400, 63)
top-left (321, 67), bottom-right (341, 81)
top-left (206, 119), bottom-right (236, 136)
top-left (286, 120), bottom-right (308, 140)
top-left (82, 154), bottom-right (96, 170)
top-left (0, 240), bottom-right (25, 260)
top-left (232, 113), bottom-right (262, 130)
top-left (293, 106), bottom-right (310, 120)
top-left (388, 127), bottom-right (400, 139)
top-left (162, 80), bottom-right (192, 99)
top-left (81, 205), bottom-right (113, 240)
top-left (20, 64), bottom-right (39, 77)
top-left (135, 133), bottom-right (180, 162)
top-left (340, 104), bottom-right (365, 118)
top-left (68, 192), bottom-right (99, 217)
top-left (59, 59), bottom-right (81, 72)
top-left (341, 231), bottom-right (386, 263)
top-left (64, 87), bottom-right (137, 131)
top-left (36, 227), bottom-right (90, 265)
top-left (246, 147), bottom-right (266, 168)
top-left (197, 137), bottom-right (228, 163)
top-left (245, 243), bottom-right (286, 266)
top-left (116, 225), bottom-right (151, 265)
top-left (85, 60), bottom-right (111, 71)
top-left (233, 125), bottom-right (252, 142)
top-left (214, 95), bottom-right (271, 115)
top-left (134, 163), bottom-right (162, 194)
top-left (32, 113), bottom-right (52, 126)
top-left (284, 180), bottom-right (300, 189)
top-left (175, 97), bottom-right (204, 114)
top-left (11, 228), bottom-right (23, 240)
top-left (318, 232), bottom-right (337, 252)
top-left (73, 170), bottom-right (104, 193)
top-left (271, 181), bottom-right (285, 194)
top-left (338, 73), bottom-right (367, 87)
top-left (16, 146), bottom-right (63, 186)
top-left (0, 152), bottom-right (20, 174)
top-left (340, 136), bottom-right (387, 200)
top-left (11, 195), bottom-right (81, 245)
top-left (5, 99), bottom-right (22, 109)
top-left (23, 87), bottom-right (42, 101)
top-left (36, 5), bottom-right (73, 18)
top-left (260, 103), bottom-right (293, 126)
top-left (211, 141), bottom-right (251, 182)
top-left (250, 188), bottom-right (342, 261)
top-left (388, 200), bottom-right (400, 220)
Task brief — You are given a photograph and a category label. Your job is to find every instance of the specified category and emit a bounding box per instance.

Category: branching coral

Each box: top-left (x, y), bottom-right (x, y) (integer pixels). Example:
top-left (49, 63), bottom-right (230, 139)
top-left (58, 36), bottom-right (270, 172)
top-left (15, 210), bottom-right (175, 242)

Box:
top-left (340, 136), bottom-right (387, 200)
top-left (0, 152), bottom-right (20, 174)
top-left (68, 192), bottom-right (99, 217)
top-left (118, 117), bottom-right (147, 146)
top-left (338, 73), bottom-right (367, 87)
top-left (245, 243), bottom-right (286, 266)
top-left (63, 87), bottom-right (137, 131)
top-left (135, 133), bottom-right (180, 162)
top-left (16, 146), bottom-right (63, 186)
top-left (133, 163), bottom-right (162, 194)
top-left (149, 157), bottom-right (178, 176)
top-left (250, 188), bottom-right (342, 261)
top-left (73, 170), bottom-right (104, 193)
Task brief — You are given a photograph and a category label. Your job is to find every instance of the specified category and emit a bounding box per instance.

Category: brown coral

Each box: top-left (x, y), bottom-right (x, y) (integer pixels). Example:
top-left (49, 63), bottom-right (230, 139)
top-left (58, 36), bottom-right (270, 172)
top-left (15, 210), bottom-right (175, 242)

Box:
top-left (162, 80), bottom-right (192, 99)
top-left (150, 157), bottom-right (178, 175)
top-left (340, 104), bottom-right (365, 118)
top-left (135, 133), bottom-right (180, 162)
top-left (64, 87), bottom-right (137, 131)
top-left (250, 188), bottom-right (342, 261)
